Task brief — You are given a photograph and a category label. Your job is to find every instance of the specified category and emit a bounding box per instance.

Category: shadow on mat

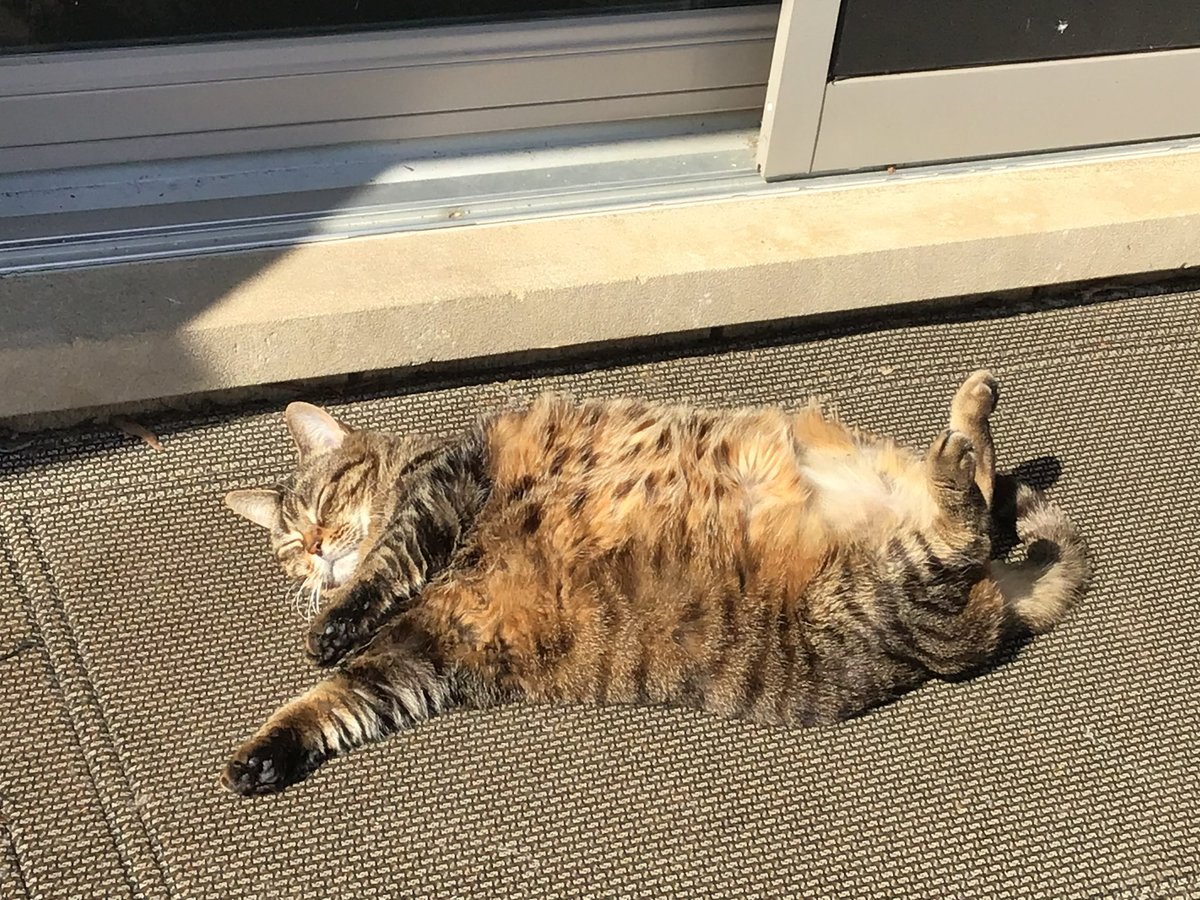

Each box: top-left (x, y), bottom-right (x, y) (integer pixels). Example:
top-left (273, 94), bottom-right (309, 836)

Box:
top-left (933, 458), bottom-right (1069, 685)
top-left (991, 459), bottom-right (1062, 557)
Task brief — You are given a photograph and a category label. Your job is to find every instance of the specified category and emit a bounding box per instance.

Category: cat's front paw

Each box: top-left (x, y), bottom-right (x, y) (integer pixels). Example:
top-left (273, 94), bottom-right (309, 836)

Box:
top-left (221, 726), bottom-right (322, 796)
top-left (306, 607), bottom-right (370, 667)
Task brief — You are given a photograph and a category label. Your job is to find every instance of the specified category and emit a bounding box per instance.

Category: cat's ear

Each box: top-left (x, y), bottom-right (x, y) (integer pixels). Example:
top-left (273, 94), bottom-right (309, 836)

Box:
top-left (224, 489), bottom-right (282, 530)
top-left (284, 402), bottom-right (350, 461)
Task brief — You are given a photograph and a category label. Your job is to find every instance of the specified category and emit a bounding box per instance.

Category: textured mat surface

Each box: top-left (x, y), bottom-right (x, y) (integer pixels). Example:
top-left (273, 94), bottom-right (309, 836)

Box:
top-left (1, 290), bottom-right (1199, 899)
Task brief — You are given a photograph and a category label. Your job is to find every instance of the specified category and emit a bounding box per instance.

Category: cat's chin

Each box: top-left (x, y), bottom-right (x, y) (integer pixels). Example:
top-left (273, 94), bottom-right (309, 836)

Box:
top-left (328, 552), bottom-right (360, 588)
top-left (301, 550), bottom-right (360, 590)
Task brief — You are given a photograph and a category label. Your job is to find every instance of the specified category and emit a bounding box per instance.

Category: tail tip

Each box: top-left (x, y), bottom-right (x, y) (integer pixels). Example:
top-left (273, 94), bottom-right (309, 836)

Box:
top-left (1003, 485), bottom-right (1091, 634)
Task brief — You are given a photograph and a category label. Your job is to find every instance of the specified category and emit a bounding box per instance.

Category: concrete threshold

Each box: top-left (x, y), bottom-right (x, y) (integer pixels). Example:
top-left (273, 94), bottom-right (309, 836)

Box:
top-left (2, 146), bottom-right (1199, 420)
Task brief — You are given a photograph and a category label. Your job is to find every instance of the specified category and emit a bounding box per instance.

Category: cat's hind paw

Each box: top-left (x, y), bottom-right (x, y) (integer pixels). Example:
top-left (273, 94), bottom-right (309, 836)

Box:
top-left (951, 370), bottom-right (999, 423)
top-left (221, 726), bottom-right (322, 796)
top-left (927, 428), bottom-right (977, 492)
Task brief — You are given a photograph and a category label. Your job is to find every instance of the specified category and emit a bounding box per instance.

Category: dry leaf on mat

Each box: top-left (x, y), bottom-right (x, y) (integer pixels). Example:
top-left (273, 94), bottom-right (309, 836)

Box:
top-left (112, 417), bottom-right (165, 452)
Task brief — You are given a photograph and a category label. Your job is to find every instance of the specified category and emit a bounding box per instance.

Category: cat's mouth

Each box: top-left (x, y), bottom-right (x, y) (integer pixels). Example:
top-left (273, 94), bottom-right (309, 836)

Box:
top-left (290, 549), bottom-right (361, 621)
top-left (312, 549), bottom-right (359, 589)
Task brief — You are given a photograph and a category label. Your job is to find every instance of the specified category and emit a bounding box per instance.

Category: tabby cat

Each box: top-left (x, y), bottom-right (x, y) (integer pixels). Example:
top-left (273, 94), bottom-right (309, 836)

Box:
top-left (222, 371), bottom-right (1088, 795)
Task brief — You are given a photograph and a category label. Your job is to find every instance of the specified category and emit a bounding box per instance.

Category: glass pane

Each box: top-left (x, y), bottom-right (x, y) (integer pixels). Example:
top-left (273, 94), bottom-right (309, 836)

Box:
top-left (833, 0), bottom-right (1200, 78)
top-left (1, 0), bottom-right (767, 54)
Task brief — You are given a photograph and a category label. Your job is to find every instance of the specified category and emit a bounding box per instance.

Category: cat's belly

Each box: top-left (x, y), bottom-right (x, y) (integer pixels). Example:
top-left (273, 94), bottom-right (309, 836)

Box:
top-left (671, 411), bottom-right (937, 551)
top-left (561, 405), bottom-right (936, 557)
top-left (798, 444), bottom-right (939, 538)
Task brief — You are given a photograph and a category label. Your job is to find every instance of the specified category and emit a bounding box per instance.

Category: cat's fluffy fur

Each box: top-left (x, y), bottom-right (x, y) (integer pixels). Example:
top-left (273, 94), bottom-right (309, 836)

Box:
top-left (222, 371), bottom-right (1089, 794)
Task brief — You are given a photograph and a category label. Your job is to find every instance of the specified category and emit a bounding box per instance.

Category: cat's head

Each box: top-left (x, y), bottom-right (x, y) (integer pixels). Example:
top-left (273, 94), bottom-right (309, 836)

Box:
top-left (224, 402), bottom-right (391, 592)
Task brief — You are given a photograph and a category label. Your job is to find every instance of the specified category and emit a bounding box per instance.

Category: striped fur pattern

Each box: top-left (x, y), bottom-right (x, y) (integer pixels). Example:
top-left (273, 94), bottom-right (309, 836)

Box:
top-left (222, 371), bottom-right (1089, 794)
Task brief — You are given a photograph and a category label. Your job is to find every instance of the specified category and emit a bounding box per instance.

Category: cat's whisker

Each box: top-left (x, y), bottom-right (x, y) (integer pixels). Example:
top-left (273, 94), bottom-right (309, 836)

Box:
top-left (293, 569), bottom-right (317, 622)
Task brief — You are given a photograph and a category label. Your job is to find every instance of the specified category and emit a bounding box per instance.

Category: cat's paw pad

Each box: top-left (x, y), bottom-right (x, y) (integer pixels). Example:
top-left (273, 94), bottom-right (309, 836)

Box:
top-left (929, 429), bottom-right (977, 489)
top-left (305, 610), bottom-right (367, 668)
top-left (221, 727), bottom-right (320, 796)
top-left (953, 370), bottom-right (1000, 421)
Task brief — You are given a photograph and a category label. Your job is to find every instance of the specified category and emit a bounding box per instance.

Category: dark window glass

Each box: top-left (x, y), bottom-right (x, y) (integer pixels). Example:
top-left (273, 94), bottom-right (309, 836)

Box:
top-left (1, 0), bottom-right (765, 53)
top-left (832, 0), bottom-right (1200, 78)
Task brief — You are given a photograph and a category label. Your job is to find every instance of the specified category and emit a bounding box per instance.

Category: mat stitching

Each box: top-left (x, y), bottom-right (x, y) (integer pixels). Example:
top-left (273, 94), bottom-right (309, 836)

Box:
top-left (6, 512), bottom-right (142, 900)
top-left (9, 509), bottom-right (170, 900)
top-left (26, 512), bottom-right (176, 899)
top-left (0, 519), bottom-right (34, 667)
top-left (0, 637), bottom-right (39, 664)
top-left (0, 808), bottom-right (31, 900)
top-left (1096, 873), bottom-right (1200, 900)
top-left (0, 524), bottom-right (34, 900)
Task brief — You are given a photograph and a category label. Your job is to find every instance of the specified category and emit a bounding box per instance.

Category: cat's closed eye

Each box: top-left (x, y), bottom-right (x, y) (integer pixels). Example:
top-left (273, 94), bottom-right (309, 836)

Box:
top-left (314, 484), bottom-right (333, 518)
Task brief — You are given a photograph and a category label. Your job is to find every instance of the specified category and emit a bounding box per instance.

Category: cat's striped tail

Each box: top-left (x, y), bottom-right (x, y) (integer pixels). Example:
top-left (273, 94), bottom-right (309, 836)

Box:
top-left (993, 483), bottom-right (1091, 634)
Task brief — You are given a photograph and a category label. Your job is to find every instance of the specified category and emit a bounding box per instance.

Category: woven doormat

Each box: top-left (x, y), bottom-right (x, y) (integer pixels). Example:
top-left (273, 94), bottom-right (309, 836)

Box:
top-left (1, 290), bottom-right (1198, 899)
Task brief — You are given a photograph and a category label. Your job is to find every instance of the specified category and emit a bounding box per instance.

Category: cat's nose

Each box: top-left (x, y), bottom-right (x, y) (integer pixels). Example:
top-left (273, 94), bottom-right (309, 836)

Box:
top-left (302, 530), bottom-right (322, 556)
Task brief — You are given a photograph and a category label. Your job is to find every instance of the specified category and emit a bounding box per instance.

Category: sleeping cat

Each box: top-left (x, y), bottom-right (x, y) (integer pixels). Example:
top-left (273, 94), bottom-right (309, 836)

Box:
top-left (222, 371), bottom-right (1089, 795)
